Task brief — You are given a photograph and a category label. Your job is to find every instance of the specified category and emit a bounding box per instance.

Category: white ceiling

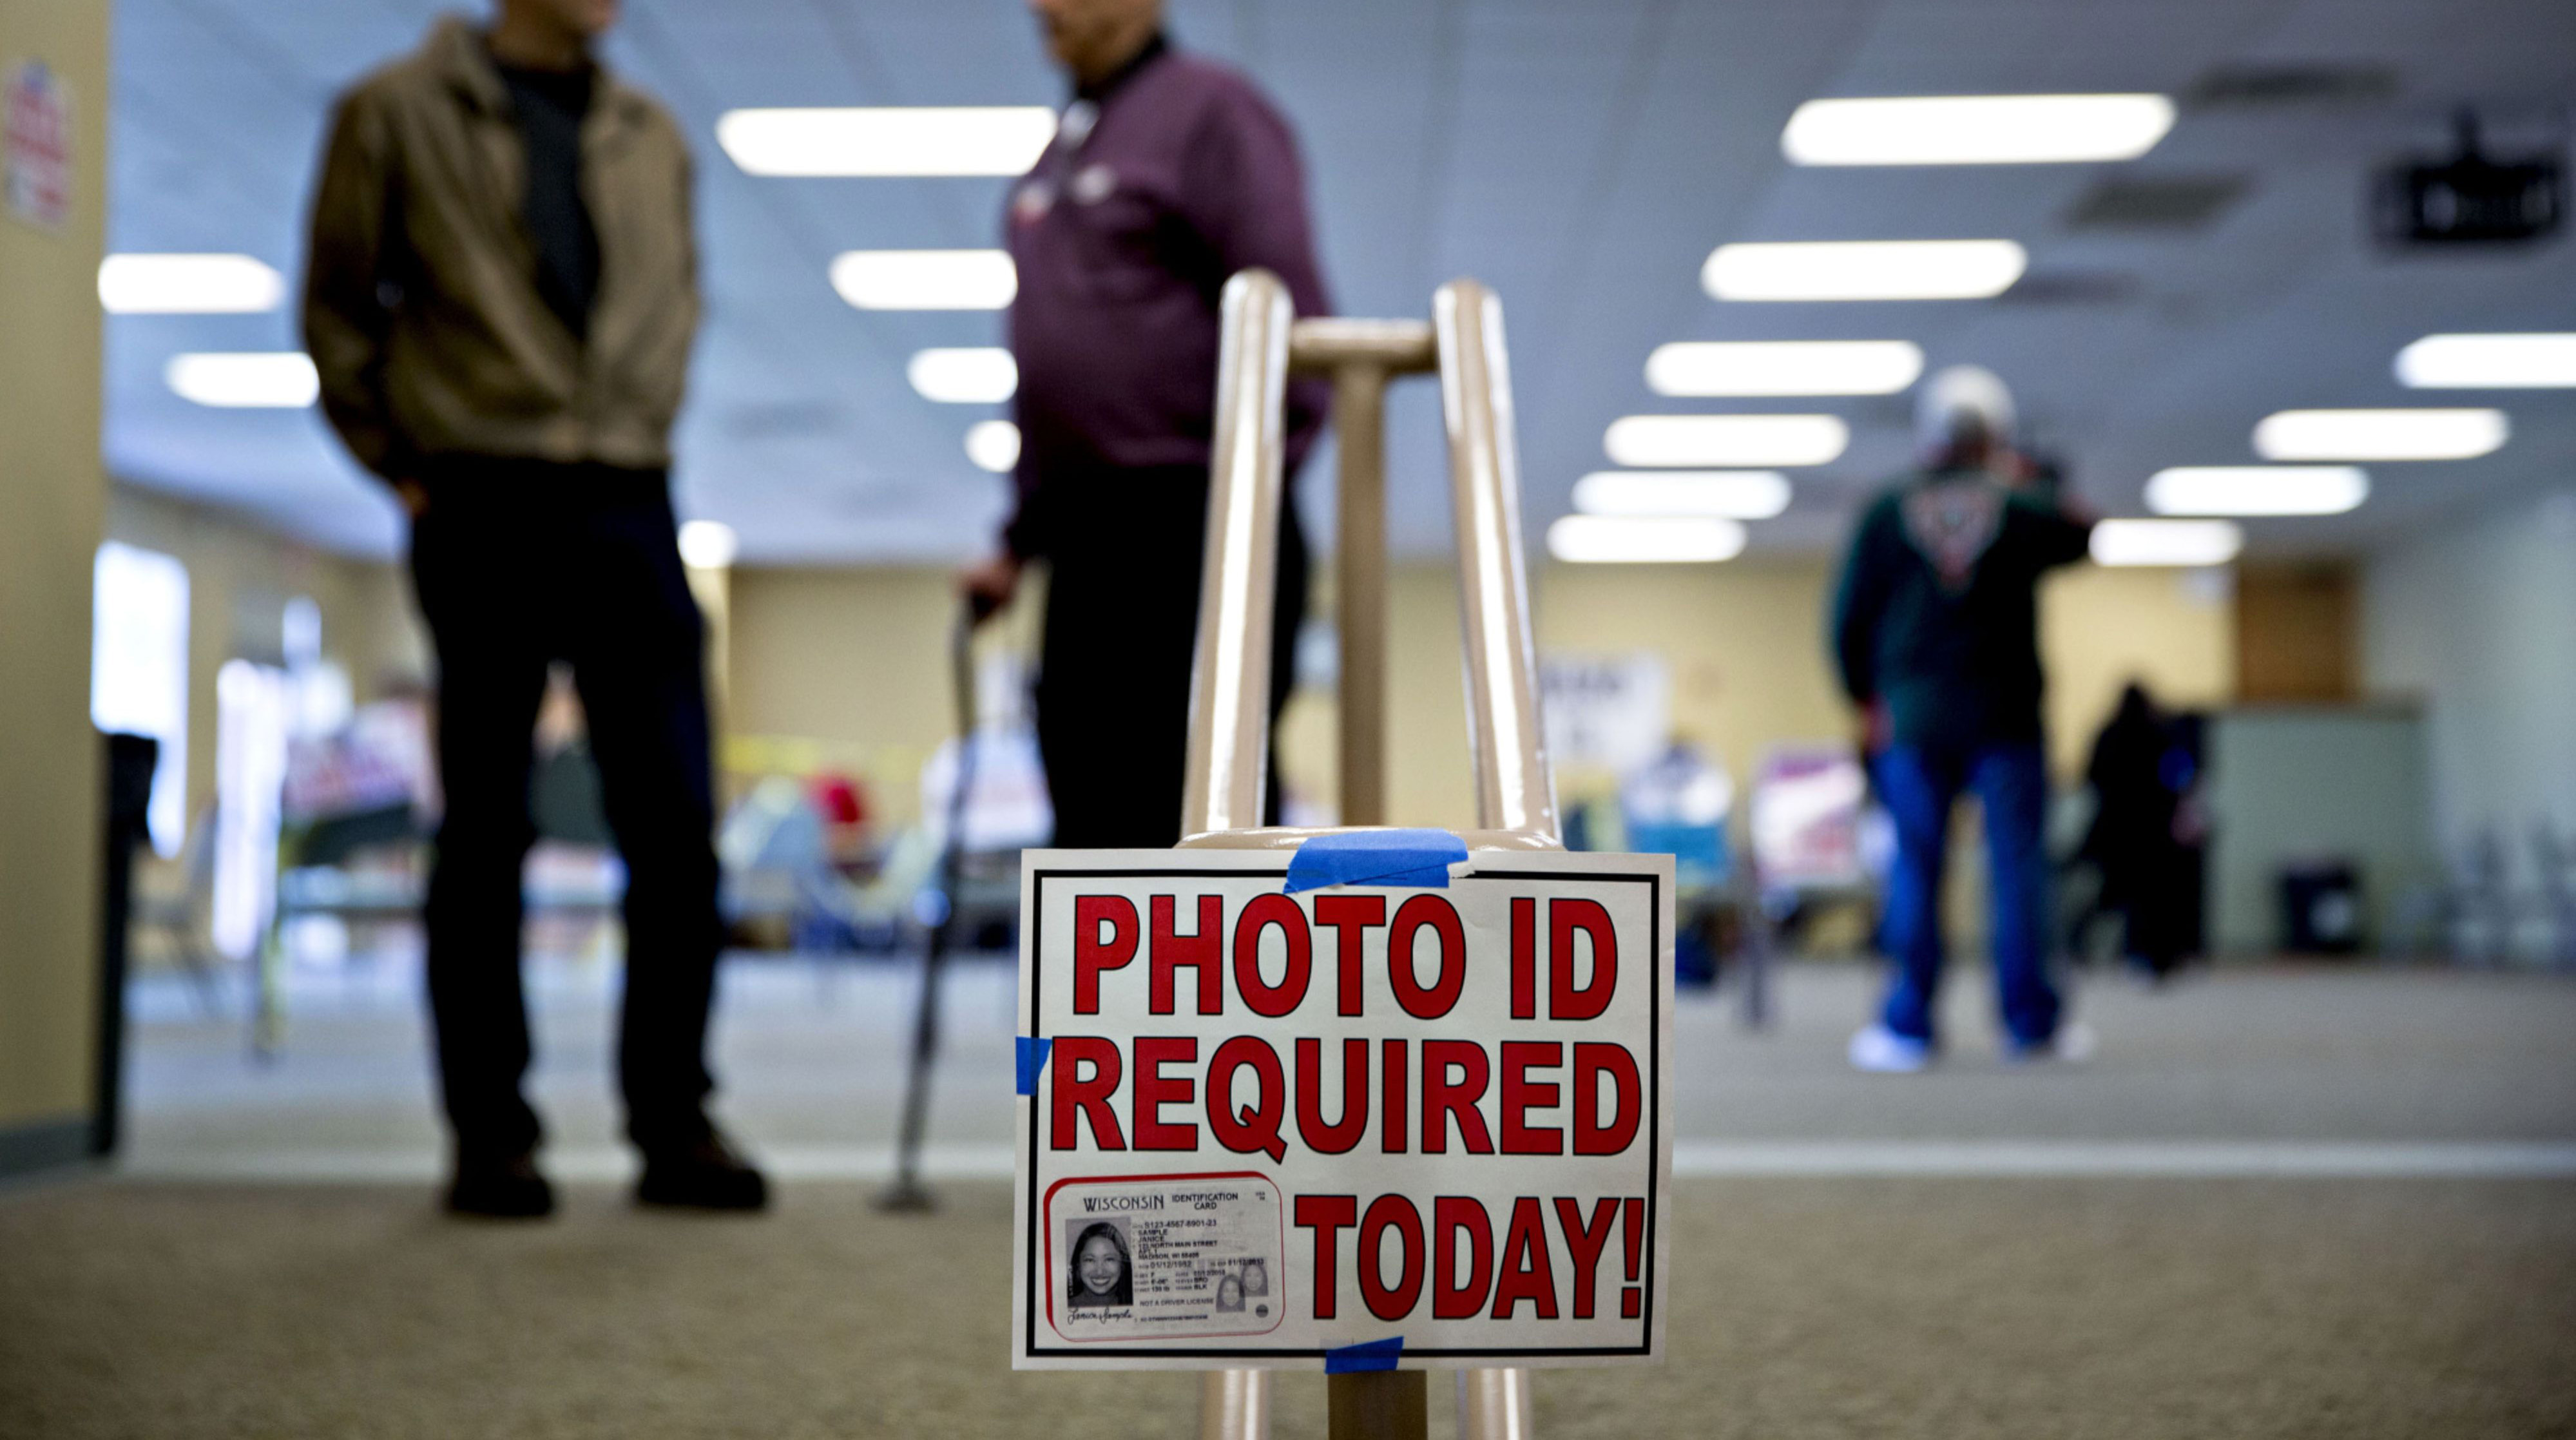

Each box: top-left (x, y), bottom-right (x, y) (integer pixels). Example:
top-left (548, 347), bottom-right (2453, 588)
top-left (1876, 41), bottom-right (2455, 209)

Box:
top-left (104, 0), bottom-right (2576, 562)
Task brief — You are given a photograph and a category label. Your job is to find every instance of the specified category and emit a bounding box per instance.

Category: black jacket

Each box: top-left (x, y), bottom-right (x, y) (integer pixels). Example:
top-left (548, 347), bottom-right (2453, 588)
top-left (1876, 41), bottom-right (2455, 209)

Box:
top-left (1831, 468), bottom-right (2093, 751)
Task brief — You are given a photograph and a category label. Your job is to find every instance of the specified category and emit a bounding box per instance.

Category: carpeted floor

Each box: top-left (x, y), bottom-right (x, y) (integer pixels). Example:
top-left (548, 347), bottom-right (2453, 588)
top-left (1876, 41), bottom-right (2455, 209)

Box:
top-left (118, 962), bottom-right (2576, 1169)
top-left (3, 1175), bottom-right (2570, 1439)
top-left (21, 964), bottom-right (2566, 1435)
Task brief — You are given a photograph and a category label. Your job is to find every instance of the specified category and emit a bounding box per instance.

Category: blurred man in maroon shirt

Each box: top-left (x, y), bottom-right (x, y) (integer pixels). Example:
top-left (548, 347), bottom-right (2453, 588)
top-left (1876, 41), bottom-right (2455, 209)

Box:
top-left (960, 0), bottom-right (1332, 847)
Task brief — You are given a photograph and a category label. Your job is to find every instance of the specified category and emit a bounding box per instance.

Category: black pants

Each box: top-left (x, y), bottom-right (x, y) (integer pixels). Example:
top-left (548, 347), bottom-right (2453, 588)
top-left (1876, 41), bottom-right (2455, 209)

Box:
top-left (408, 459), bottom-right (722, 1157)
top-left (1033, 465), bottom-right (1307, 849)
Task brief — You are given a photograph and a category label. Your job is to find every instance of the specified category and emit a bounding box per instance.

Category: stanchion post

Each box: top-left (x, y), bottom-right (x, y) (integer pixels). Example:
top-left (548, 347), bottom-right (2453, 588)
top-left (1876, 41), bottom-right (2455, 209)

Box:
top-left (1331, 1372), bottom-right (1429, 1440)
top-left (1199, 1370), bottom-right (1271, 1440)
top-left (1330, 361), bottom-right (1389, 827)
top-left (1456, 1366), bottom-right (1534, 1440)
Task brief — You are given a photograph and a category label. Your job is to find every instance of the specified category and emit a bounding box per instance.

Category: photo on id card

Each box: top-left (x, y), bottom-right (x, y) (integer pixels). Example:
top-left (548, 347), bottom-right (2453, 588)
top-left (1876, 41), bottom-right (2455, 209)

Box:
top-left (1046, 1173), bottom-right (1287, 1341)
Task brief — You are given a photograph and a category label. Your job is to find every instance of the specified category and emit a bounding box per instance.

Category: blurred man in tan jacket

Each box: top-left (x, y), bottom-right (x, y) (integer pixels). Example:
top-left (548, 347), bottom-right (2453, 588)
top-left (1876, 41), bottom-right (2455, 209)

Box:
top-left (304, 0), bottom-right (763, 1218)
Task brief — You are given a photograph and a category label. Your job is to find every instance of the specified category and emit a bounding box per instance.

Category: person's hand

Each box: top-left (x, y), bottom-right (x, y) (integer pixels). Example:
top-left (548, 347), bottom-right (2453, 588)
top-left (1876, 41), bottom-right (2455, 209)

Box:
top-left (390, 477), bottom-right (430, 518)
top-left (2005, 449), bottom-right (2097, 523)
top-left (2172, 797), bottom-right (2209, 847)
top-left (1859, 699), bottom-right (1892, 755)
top-left (958, 551), bottom-right (1021, 624)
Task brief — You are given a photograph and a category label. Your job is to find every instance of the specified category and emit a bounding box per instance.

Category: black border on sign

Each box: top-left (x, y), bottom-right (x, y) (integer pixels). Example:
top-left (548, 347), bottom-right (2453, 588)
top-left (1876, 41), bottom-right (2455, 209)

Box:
top-left (1021, 864), bottom-right (1663, 1362)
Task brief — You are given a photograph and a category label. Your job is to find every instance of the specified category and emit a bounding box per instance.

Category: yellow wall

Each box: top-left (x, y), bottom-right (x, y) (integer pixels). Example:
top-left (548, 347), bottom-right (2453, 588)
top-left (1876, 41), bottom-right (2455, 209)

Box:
top-left (0, 0), bottom-right (112, 1138)
top-left (2037, 564), bottom-right (2236, 775)
top-left (724, 566), bottom-right (1046, 828)
top-left (1376, 561), bottom-right (1475, 827)
top-left (1529, 559), bottom-right (1851, 817)
top-left (722, 554), bottom-right (2234, 838)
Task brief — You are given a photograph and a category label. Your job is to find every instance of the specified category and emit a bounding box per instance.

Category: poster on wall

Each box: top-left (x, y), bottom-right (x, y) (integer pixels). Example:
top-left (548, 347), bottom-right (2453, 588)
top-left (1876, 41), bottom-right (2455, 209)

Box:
top-left (1010, 846), bottom-right (1675, 1370)
top-left (5, 59), bottom-right (73, 231)
top-left (1539, 653), bottom-right (1671, 774)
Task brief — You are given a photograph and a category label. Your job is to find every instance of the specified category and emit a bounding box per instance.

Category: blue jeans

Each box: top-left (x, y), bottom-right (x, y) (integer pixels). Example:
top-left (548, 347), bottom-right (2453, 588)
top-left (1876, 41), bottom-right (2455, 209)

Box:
top-left (1873, 742), bottom-right (2062, 1048)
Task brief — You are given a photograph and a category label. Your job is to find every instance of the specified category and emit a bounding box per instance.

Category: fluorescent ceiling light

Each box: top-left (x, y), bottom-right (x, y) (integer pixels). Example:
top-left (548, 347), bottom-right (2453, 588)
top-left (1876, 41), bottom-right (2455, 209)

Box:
top-left (2253, 408), bottom-right (2508, 461)
top-left (99, 253), bottom-right (285, 314)
top-left (2090, 519), bottom-right (2242, 567)
top-left (166, 352), bottom-right (317, 408)
top-left (908, 347), bottom-right (1017, 404)
top-left (966, 419), bottom-right (1021, 473)
top-left (2395, 333), bottom-right (2576, 389)
top-left (830, 250), bottom-right (1017, 311)
top-left (1603, 414), bottom-right (1847, 468)
top-left (1549, 515), bottom-right (1747, 564)
top-left (1704, 240), bottom-right (2025, 302)
top-left (1573, 470), bottom-right (1792, 519)
top-left (716, 106), bottom-right (1056, 177)
top-left (677, 520), bottom-right (738, 570)
top-left (1646, 340), bottom-right (1923, 397)
top-left (2145, 466), bottom-right (2369, 516)
top-left (1782, 93), bottom-right (2175, 166)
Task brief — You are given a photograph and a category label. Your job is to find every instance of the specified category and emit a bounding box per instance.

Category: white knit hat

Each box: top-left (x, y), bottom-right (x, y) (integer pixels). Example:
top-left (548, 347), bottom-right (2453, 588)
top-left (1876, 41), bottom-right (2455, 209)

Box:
top-left (1914, 364), bottom-right (2016, 456)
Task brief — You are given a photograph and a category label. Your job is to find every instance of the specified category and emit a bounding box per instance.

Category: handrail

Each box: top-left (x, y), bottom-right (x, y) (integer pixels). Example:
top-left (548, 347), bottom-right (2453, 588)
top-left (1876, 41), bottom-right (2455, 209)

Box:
top-left (1182, 276), bottom-right (1559, 847)
top-left (1183, 269), bottom-right (1553, 1439)
top-left (1289, 317), bottom-right (1438, 375)
top-left (1181, 271), bottom-right (1294, 838)
top-left (1434, 280), bottom-right (1558, 840)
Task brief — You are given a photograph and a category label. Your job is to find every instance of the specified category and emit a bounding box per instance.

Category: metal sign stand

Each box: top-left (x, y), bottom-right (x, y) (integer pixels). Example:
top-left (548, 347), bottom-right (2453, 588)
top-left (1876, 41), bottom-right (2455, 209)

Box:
top-left (1178, 271), bottom-right (1553, 1440)
top-left (1330, 1372), bottom-right (1430, 1440)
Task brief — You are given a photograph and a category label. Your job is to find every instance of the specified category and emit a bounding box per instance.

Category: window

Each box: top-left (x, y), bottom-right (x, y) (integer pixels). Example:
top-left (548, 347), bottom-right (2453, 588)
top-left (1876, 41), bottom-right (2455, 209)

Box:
top-left (90, 542), bottom-right (190, 856)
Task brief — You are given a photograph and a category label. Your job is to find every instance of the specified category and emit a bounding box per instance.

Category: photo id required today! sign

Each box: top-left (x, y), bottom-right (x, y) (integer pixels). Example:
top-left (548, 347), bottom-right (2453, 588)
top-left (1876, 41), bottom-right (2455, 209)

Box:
top-left (1012, 848), bottom-right (1673, 1370)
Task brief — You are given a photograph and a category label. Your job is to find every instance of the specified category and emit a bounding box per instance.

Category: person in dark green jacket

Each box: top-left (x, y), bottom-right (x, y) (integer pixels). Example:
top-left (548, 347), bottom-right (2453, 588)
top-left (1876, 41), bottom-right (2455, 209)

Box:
top-left (1831, 366), bottom-right (2095, 1072)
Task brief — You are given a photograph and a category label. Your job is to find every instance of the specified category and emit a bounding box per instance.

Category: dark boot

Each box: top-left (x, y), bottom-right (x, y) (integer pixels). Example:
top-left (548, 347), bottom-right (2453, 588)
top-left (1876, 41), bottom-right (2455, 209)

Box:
top-left (636, 1124), bottom-right (769, 1212)
top-left (446, 1150), bottom-right (555, 1220)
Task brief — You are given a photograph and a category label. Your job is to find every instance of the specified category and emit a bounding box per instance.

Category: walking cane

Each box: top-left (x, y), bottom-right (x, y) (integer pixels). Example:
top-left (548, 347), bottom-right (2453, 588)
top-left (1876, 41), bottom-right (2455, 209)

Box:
top-left (878, 599), bottom-right (982, 1212)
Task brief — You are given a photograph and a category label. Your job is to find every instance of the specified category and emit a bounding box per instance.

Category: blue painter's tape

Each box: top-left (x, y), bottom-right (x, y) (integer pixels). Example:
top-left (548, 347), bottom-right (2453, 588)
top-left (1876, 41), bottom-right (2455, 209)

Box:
top-left (1015, 1036), bottom-right (1053, 1096)
top-left (1284, 829), bottom-right (1470, 894)
top-left (1323, 1336), bottom-right (1405, 1373)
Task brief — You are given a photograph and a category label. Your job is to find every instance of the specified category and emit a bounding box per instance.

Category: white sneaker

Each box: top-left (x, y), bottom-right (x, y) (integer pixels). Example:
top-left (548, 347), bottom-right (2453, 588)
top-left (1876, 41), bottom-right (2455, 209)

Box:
top-left (2006, 1020), bottom-right (2097, 1066)
top-left (1847, 1023), bottom-right (1933, 1073)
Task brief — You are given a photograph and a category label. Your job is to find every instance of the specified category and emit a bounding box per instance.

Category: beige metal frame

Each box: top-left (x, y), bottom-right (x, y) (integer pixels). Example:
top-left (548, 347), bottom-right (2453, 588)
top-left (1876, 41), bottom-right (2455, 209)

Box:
top-left (1180, 269), bottom-right (1558, 1440)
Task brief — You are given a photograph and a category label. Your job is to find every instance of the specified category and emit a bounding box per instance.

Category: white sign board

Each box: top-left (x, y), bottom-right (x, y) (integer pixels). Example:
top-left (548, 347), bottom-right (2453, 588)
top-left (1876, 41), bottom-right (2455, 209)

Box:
top-left (1539, 653), bottom-right (1670, 774)
top-left (1012, 848), bottom-right (1674, 1370)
